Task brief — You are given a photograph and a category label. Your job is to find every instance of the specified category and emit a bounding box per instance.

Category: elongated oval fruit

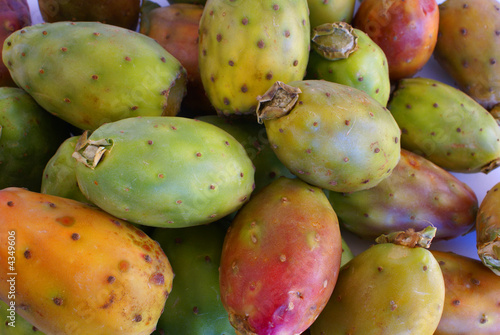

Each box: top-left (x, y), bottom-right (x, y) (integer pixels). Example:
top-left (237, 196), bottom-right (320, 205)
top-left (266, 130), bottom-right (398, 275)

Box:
top-left (476, 181), bottom-right (500, 275)
top-left (219, 177), bottom-right (342, 334)
top-left (2, 21), bottom-right (187, 131)
top-left (0, 187), bottom-right (173, 335)
top-left (74, 116), bottom-right (255, 228)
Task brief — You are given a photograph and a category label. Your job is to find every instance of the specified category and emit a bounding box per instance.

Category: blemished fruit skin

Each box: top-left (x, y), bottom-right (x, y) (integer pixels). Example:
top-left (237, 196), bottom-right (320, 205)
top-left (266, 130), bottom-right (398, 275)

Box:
top-left (434, 0), bottom-right (500, 109)
top-left (310, 242), bottom-right (445, 335)
top-left (74, 116), bottom-right (255, 228)
top-left (0, 299), bottom-right (45, 334)
top-left (476, 181), bottom-right (500, 276)
top-left (219, 177), bottom-right (342, 335)
top-left (152, 223), bottom-right (236, 335)
top-left (258, 80), bottom-right (401, 193)
top-left (0, 187), bottom-right (173, 335)
top-left (431, 250), bottom-right (500, 335)
top-left (328, 149), bottom-right (478, 241)
top-left (352, 0), bottom-right (439, 81)
top-left (198, 0), bottom-right (310, 116)
top-left (2, 21), bottom-right (187, 131)
top-left (0, 87), bottom-right (69, 192)
top-left (388, 77), bottom-right (500, 173)
top-left (307, 0), bottom-right (356, 28)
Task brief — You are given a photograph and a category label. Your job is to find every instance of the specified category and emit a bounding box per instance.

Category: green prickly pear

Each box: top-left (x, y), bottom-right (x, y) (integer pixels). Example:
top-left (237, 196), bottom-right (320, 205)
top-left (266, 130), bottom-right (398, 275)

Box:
top-left (476, 181), bottom-right (500, 276)
top-left (434, 0), bottom-right (500, 109)
top-left (0, 187), bottom-right (174, 335)
top-left (219, 177), bottom-right (342, 335)
top-left (152, 223), bottom-right (236, 335)
top-left (73, 116), bottom-right (255, 228)
top-left (0, 299), bottom-right (45, 334)
top-left (431, 250), bottom-right (500, 334)
top-left (307, 0), bottom-right (356, 28)
top-left (310, 227), bottom-right (445, 335)
top-left (198, 0), bottom-right (310, 116)
top-left (328, 149), bottom-right (478, 241)
top-left (306, 22), bottom-right (391, 106)
top-left (0, 87), bottom-right (69, 192)
top-left (257, 80), bottom-right (401, 193)
top-left (388, 77), bottom-right (500, 173)
top-left (340, 237), bottom-right (354, 267)
top-left (2, 21), bottom-right (187, 131)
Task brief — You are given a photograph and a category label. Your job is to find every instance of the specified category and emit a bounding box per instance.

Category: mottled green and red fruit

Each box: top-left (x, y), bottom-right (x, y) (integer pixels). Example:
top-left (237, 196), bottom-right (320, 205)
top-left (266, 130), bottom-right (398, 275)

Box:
top-left (476, 181), bottom-right (500, 276)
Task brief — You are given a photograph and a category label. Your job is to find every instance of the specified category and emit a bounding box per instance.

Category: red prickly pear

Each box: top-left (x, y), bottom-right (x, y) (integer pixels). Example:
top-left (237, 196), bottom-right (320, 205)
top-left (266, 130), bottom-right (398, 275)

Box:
top-left (476, 181), bottom-right (500, 276)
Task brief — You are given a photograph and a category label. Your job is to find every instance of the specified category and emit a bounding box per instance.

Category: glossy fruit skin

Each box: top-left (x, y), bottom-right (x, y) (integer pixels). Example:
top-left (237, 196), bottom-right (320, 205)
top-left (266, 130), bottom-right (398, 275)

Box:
top-left (0, 187), bottom-right (173, 335)
top-left (476, 181), bottom-right (500, 276)
top-left (307, 0), bottom-right (356, 28)
top-left (329, 149), bottom-right (478, 241)
top-left (434, 0), bottom-right (500, 109)
top-left (219, 177), bottom-right (342, 335)
top-left (353, 0), bottom-right (439, 81)
top-left (310, 242), bottom-right (445, 335)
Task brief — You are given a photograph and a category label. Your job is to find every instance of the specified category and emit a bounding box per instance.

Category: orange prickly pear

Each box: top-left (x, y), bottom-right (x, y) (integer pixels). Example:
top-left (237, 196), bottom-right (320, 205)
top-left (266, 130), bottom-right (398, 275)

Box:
top-left (0, 187), bottom-right (173, 335)
top-left (476, 181), bottom-right (500, 275)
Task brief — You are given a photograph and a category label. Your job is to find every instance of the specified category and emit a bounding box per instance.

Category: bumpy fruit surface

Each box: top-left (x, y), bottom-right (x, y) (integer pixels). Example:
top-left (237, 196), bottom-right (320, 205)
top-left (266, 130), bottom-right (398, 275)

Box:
top-left (74, 116), bottom-right (255, 228)
top-left (329, 149), bottom-right (478, 241)
top-left (257, 80), bottom-right (401, 193)
top-left (476, 181), bottom-right (500, 276)
top-left (3, 21), bottom-right (187, 131)
top-left (219, 177), bottom-right (342, 335)
top-left (0, 187), bottom-right (173, 335)
top-left (388, 77), bottom-right (500, 173)
top-left (434, 0), bottom-right (500, 109)
top-left (198, 0), bottom-right (310, 116)
top-left (307, 0), bottom-right (356, 28)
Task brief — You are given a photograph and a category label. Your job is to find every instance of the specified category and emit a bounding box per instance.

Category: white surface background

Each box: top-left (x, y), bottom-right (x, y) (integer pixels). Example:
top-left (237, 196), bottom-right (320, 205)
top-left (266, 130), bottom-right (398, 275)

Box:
top-left (25, 0), bottom-right (500, 260)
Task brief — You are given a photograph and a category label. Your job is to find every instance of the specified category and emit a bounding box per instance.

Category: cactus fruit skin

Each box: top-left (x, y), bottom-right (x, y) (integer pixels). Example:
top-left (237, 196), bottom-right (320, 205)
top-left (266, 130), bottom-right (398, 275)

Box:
top-left (198, 0), bottom-right (310, 116)
top-left (434, 0), bottom-right (500, 109)
top-left (152, 223), bottom-right (236, 335)
top-left (38, 0), bottom-right (141, 30)
top-left (307, 0), bottom-right (356, 28)
top-left (0, 187), bottom-right (173, 335)
top-left (257, 80), bottom-right (401, 193)
top-left (2, 21), bottom-right (187, 131)
top-left (1, 299), bottom-right (45, 334)
top-left (388, 77), bottom-right (500, 174)
top-left (306, 23), bottom-right (391, 106)
top-left (74, 116), bottom-right (255, 228)
top-left (219, 177), bottom-right (342, 335)
top-left (328, 149), bottom-right (478, 241)
top-left (310, 240), bottom-right (445, 335)
top-left (431, 250), bottom-right (500, 335)
top-left (476, 181), bottom-right (500, 276)
top-left (0, 87), bottom-right (69, 192)
top-left (352, 0), bottom-right (439, 81)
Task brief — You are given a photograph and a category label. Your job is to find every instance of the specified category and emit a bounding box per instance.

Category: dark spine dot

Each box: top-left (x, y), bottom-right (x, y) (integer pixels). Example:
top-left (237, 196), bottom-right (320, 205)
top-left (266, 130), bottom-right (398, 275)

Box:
top-left (257, 40), bottom-right (265, 48)
top-left (133, 314), bottom-right (142, 322)
top-left (53, 297), bottom-right (63, 306)
top-left (71, 233), bottom-right (80, 241)
top-left (24, 250), bottom-right (31, 259)
top-left (7, 201), bottom-right (14, 207)
top-left (107, 276), bottom-right (116, 284)
top-left (216, 34), bottom-right (222, 42)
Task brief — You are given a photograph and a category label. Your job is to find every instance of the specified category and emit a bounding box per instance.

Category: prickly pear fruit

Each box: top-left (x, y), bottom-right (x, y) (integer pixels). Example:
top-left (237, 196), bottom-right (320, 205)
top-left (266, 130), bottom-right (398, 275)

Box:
top-left (306, 22), bottom-right (391, 106)
top-left (340, 238), bottom-right (354, 267)
top-left (38, 0), bottom-right (141, 30)
top-left (0, 87), bottom-right (69, 192)
top-left (0, 0), bottom-right (30, 87)
top-left (388, 77), bottom-right (500, 173)
top-left (434, 0), bottom-right (500, 109)
top-left (353, 0), bottom-right (439, 81)
top-left (0, 299), bottom-right (45, 334)
top-left (476, 181), bottom-right (500, 276)
top-left (0, 187), bottom-right (173, 335)
top-left (491, 103), bottom-right (500, 126)
top-left (307, 0), bottom-right (356, 28)
top-left (257, 80), bottom-right (401, 193)
top-left (198, 0), bottom-right (310, 116)
top-left (219, 177), bottom-right (342, 335)
top-left (328, 149), bottom-right (478, 241)
top-left (2, 21), bottom-right (187, 131)
top-left (41, 136), bottom-right (90, 203)
top-left (73, 116), bottom-right (255, 228)
top-left (310, 227), bottom-right (445, 335)
top-left (431, 250), bottom-right (500, 335)
top-left (152, 223), bottom-right (236, 335)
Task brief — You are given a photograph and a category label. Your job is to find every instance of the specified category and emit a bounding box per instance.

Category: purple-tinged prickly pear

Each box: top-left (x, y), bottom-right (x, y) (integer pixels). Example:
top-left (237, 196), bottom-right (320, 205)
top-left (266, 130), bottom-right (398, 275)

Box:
top-left (0, 299), bottom-right (45, 334)
top-left (219, 177), bottom-right (342, 335)
top-left (388, 77), bottom-right (500, 173)
top-left (73, 116), bottom-right (255, 228)
top-left (307, 0), bottom-right (356, 28)
top-left (431, 250), bottom-right (500, 334)
top-left (434, 0), bottom-right (500, 109)
top-left (0, 187), bottom-right (173, 335)
top-left (310, 227), bottom-right (445, 335)
top-left (257, 80), bottom-right (401, 193)
top-left (329, 149), bottom-right (478, 241)
top-left (2, 21), bottom-right (187, 131)
top-left (198, 0), bottom-right (310, 116)
top-left (476, 181), bottom-right (500, 276)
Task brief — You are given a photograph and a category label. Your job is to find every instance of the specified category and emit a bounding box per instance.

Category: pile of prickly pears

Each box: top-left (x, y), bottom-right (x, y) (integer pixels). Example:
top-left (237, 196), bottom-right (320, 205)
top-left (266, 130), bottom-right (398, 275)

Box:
top-left (0, 0), bottom-right (500, 334)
